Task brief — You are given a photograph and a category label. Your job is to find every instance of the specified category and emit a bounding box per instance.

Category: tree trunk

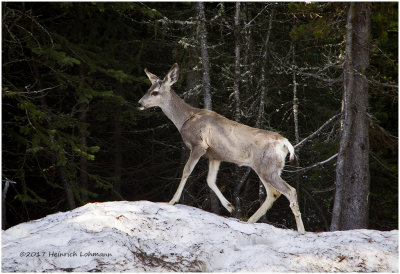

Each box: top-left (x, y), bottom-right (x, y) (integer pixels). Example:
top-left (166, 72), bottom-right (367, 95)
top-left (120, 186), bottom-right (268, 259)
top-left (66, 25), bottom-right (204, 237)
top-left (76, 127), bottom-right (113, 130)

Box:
top-left (197, 2), bottom-right (212, 111)
top-left (75, 14), bottom-right (88, 205)
top-left (243, 4), bottom-right (253, 97)
top-left (256, 9), bottom-right (274, 129)
top-left (233, 2), bottom-right (241, 122)
top-left (257, 8), bottom-right (274, 222)
top-left (292, 44), bottom-right (301, 193)
top-left (184, 49), bottom-right (201, 107)
top-left (79, 65), bottom-right (89, 203)
top-left (79, 104), bottom-right (88, 203)
top-left (331, 3), bottom-right (371, 231)
top-left (234, 8), bottom-right (275, 221)
top-left (113, 103), bottom-right (122, 198)
top-left (232, 2), bottom-right (244, 219)
top-left (292, 45), bottom-right (300, 146)
top-left (2, 180), bottom-right (12, 229)
top-left (197, 2), bottom-right (219, 214)
top-left (58, 164), bottom-right (76, 210)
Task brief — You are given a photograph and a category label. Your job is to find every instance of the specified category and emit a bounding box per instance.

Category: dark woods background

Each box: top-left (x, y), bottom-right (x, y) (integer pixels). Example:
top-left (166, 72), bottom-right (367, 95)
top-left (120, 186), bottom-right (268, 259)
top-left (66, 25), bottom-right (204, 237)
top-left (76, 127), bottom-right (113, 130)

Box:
top-left (2, 2), bottom-right (398, 231)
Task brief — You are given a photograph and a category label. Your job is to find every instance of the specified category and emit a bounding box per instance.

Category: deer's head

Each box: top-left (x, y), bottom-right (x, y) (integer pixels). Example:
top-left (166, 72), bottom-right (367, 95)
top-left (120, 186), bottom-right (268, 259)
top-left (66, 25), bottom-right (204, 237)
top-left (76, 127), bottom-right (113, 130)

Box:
top-left (138, 63), bottom-right (179, 110)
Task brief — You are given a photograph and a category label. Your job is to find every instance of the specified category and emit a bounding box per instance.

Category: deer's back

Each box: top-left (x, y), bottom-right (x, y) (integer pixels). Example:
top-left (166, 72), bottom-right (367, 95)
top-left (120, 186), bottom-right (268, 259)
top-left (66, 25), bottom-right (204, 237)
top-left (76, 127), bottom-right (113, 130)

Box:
top-left (180, 109), bottom-right (288, 168)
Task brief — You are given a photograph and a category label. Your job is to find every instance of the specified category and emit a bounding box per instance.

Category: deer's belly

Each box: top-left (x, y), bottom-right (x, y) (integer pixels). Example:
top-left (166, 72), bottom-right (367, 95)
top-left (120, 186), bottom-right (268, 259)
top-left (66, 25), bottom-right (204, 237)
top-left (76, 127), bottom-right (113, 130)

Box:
top-left (204, 141), bottom-right (253, 167)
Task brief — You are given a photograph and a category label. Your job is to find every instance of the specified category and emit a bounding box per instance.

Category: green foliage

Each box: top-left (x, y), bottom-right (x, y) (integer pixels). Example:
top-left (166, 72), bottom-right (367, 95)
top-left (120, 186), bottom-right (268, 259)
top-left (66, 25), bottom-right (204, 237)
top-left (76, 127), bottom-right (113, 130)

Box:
top-left (31, 45), bottom-right (81, 67)
top-left (290, 18), bottom-right (330, 40)
top-left (288, 2), bottom-right (319, 13)
top-left (3, 2), bottom-right (145, 224)
top-left (288, 3), bottom-right (343, 42)
top-left (101, 69), bottom-right (133, 83)
top-left (371, 3), bottom-right (398, 46)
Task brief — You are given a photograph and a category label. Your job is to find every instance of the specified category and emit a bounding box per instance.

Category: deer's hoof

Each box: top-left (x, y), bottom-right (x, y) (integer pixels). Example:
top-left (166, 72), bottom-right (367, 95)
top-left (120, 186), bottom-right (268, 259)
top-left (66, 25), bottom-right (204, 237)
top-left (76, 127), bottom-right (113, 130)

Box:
top-left (247, 216), bottom-right (256, 223)
top-left (168, 199), bottom-right (177, 205)
top-left (227, 203), bottom-right (235, 213)
top-left (297, 224), bottom-right (306, 235)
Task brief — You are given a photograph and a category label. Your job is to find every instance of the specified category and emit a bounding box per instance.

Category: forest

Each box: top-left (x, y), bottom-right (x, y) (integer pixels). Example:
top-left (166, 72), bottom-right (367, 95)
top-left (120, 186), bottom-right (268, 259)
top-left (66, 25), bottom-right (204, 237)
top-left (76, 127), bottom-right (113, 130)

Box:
top-left (2, 2), bottom-right (398, 232)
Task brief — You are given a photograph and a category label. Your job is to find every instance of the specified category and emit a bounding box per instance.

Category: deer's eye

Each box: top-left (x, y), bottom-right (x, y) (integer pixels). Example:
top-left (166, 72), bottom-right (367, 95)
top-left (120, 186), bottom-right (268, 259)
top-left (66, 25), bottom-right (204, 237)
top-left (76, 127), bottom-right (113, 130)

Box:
top-left (151, 91), bottom-right (159, 96)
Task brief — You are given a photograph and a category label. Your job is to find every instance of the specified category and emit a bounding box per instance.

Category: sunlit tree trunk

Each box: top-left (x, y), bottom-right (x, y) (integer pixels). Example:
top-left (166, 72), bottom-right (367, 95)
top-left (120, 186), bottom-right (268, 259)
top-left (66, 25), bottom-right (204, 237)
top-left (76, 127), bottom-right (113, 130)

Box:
top-left (233, 2), bottom-right (241, 122)
top-left (292, 44), bottom-right (301, 194)
top-left (256, 9), bottom-right (274, 129)
top-left (243, 4), bottom-right (253, 97)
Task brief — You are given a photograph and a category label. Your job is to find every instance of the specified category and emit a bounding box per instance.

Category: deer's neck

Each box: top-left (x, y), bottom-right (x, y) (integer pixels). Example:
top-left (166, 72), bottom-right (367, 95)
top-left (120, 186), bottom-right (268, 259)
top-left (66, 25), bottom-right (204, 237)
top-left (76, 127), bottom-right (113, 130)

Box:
top-left (161, 90), bottom-right (197, 131)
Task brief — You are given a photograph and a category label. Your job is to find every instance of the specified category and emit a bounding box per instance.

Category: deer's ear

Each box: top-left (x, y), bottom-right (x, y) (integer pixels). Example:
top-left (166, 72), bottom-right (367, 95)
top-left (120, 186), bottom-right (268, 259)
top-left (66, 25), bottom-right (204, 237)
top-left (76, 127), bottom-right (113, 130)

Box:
top-left (144, 68), bottom-right (159, 84)
top-left (164, 63), bottom-right (179, 86)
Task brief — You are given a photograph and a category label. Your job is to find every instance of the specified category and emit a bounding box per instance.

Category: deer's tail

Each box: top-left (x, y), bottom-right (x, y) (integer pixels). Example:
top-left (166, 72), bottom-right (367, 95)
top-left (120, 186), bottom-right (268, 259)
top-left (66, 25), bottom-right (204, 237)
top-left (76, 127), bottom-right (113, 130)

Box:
top-left (283, 139), bottom-right (296, 162)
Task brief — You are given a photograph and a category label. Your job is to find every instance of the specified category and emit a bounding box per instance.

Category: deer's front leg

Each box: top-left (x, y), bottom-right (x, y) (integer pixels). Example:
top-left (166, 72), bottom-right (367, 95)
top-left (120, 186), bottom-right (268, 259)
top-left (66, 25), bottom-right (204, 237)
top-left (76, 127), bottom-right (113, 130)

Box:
top-left (169, 146), bottom-right (206, 205)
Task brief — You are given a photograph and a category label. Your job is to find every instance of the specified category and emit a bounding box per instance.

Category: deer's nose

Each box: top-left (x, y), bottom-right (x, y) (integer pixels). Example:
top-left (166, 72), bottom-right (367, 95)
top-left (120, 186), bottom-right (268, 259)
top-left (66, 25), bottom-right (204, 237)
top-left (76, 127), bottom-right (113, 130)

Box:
top-left (137, 100), bottom-right (145, 110)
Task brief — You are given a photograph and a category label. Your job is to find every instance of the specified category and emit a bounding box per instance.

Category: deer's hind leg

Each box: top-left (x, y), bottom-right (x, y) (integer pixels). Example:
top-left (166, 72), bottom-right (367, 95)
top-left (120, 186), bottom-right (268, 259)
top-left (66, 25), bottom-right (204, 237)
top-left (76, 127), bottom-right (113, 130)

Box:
top-left (207, 159), bottom-right (235, 213)
top-left (248, 179), bottom-right (281, 223)
top-left (261, 171), bottom-right (305, 234)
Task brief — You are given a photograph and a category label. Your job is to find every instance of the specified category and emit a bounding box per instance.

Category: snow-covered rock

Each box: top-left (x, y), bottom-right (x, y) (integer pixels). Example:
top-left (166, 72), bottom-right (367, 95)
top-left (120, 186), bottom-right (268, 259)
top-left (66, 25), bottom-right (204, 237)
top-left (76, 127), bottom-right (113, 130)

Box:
top-left (2, 201), bottom-right (398, 272)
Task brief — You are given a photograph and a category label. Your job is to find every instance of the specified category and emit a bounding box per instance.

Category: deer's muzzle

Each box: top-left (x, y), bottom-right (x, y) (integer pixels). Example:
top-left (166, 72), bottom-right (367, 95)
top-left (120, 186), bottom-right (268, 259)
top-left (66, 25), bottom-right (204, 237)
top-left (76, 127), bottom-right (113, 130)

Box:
top-left (137, 99), bottom-right (146, 110)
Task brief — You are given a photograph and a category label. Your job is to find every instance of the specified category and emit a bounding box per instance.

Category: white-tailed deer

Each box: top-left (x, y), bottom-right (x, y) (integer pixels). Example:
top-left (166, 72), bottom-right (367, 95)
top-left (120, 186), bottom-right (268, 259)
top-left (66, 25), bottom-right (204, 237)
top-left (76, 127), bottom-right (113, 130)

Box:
top-left (138, 63), bottom-right (305, 234)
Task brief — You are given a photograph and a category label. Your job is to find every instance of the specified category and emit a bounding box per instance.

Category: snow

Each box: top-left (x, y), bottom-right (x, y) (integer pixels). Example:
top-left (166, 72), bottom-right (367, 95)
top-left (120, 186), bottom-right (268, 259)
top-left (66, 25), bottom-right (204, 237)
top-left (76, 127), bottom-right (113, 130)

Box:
top-left (2, 201), bottom-right (398, 272)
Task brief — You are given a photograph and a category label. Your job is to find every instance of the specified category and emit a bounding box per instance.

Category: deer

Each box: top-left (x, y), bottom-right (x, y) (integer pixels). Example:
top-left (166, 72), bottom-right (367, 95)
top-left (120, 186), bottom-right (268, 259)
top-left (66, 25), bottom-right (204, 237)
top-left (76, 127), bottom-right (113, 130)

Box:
top-left (138, 63), bottom-right (306, 234)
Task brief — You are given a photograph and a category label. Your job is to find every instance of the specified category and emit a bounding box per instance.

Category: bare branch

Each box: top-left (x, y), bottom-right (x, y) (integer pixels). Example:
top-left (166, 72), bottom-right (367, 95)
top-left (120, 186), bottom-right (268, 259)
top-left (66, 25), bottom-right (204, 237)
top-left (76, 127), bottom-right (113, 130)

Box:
top-left (157, 17), bottom-right (196, 26)
top-left (368, 77), bottom-right (398, 89)
top-left (4, 85), bottom-right (60, 95)
top-left (285, 153), bottom-right (338, 173)
top-left (244, 4), bottom-right (269, 29)
top-left (296, 71), bottom-right (342, 84)
top-left (122, 123), bottom-right (171, 134)
top-left (294, 113), bottom-right (341, 149)
top-left (353, 69), bottom-right (398, 89)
